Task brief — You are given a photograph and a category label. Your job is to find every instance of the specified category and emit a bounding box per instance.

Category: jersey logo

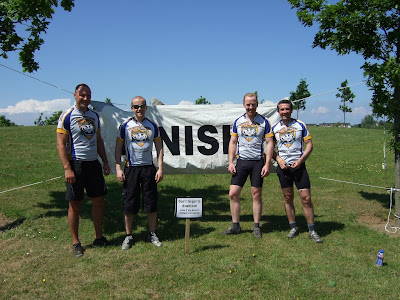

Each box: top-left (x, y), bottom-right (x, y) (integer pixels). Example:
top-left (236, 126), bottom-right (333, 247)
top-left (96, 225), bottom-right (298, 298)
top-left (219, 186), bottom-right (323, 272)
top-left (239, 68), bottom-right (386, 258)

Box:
top-left (241, 123), bottom-right (258, 142)
top-left (279, 128), bottom-right (296, 148)
top-left (131, 127), bottom-right (149, 147)
top-left (77, 117), bottom-right (96, 140)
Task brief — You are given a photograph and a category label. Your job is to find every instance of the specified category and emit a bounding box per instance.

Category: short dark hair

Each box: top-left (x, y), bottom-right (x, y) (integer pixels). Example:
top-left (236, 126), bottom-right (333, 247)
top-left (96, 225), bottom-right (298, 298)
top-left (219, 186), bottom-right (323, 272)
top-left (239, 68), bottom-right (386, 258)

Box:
top-left (277, 99), bottom-right (293, 111)
top-left (75, 83), bottom-right (91, 92)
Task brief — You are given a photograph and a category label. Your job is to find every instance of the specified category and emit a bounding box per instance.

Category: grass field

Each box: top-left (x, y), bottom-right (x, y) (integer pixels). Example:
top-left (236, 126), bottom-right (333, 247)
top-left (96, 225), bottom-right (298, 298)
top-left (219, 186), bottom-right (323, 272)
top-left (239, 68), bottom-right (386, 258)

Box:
top-left (0, 125), bottom-right (399, 299)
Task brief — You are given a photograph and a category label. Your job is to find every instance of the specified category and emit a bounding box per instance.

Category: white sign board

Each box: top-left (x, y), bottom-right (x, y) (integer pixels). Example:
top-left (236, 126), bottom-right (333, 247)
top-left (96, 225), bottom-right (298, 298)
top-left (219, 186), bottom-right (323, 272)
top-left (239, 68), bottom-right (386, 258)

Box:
top-left (175, 197), bottom-right (203, 218)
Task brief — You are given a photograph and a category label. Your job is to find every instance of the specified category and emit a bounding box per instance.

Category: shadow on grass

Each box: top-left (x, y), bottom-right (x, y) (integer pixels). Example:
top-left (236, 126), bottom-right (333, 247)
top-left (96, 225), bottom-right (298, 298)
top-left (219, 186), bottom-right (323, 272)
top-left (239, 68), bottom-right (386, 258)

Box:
top-left (34, 181), bottom-right (344, 244)
top-left (359, 191), bottom-right (390, 209)
top-left (0, 218), bottom-right (26, 232)
top-left (261, 215), bottom-right (344, 237)
top-left (194, 244), bottom-right (229, 252)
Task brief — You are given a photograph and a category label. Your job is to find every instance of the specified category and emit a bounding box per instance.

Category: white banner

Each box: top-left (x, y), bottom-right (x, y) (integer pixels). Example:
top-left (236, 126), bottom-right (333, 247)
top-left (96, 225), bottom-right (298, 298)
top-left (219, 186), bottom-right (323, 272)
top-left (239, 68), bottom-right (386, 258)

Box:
top-left (91, 101), bottom-right (280, 174)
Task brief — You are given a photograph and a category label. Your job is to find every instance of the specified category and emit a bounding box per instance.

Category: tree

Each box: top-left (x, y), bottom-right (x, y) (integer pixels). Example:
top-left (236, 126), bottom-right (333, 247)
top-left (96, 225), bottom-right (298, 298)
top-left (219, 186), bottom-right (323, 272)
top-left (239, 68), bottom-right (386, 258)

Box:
top-left (336, 80), bottom-right (355, 125)
top-left (360, 115), bottom-right (376, 129)
top-left (0, 0), bottom-right (75, 73)
top-left (34, 110), bottom-right (62, 126)
top-left (0, 115), bottom-right (16, 126)
top-left (105, 98), bottom-right (112, 104)
top-left (289, 78), bottom-right (311, 119)
top-left (288, 0), bottom-right (400, 226)
top-left (195, 96), bottom-right (210, 105)
top-left (254, 90), bottom-right (265, 104)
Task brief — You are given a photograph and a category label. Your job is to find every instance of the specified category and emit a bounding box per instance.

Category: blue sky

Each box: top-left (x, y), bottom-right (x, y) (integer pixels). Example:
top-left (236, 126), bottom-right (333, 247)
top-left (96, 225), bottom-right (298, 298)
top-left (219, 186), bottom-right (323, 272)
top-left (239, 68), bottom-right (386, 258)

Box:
top-left (0, 0), bottom-right (373, 126)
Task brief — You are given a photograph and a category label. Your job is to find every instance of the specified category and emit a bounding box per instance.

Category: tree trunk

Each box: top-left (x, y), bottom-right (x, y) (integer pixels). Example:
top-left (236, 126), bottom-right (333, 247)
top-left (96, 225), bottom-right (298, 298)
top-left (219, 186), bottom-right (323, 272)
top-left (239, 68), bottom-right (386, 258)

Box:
top-left (395, 113), bottom-right (400, 227)
top-left (395, 148), bottom-right (400, 227)
top-left (344, 111), bottom-right (346, 126)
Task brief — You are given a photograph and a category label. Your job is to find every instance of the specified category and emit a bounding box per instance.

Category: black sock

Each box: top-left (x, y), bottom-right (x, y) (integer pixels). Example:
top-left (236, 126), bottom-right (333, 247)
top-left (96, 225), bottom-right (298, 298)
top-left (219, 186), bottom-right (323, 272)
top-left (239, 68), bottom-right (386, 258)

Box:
top-left (308, 223), bottom-right (315, 232)
top-left (232, 222), bottom-right (240, 230)
top-left (289, 222), bottom-right (297, 229)
top-left (254, 223), bottom-right (260, 228)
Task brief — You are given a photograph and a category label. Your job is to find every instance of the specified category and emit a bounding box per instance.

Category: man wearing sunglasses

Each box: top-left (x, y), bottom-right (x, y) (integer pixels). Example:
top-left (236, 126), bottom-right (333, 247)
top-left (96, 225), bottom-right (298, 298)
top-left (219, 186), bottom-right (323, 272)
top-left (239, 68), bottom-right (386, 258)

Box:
top-left (115, 96), bottom-right (164, 250)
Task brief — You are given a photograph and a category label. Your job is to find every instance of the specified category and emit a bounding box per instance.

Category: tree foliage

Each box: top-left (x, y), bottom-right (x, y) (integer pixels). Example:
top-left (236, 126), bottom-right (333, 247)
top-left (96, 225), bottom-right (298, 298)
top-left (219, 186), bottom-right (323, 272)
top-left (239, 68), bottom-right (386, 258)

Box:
top-left (336, 79), bottom-right (355, 125)
top-left (289, 78), bottom-right (311, 119)
top-left (360, 115), bottom-right (376, 129)
top-left (0, 115), bottom-right (16, 126)
top-left (195, 96), bottom-right (210, 105)
top-left (34, 110), bottom-right (62, 126)
top-left (288, 0), bottom-right (400, 147)
top-left (0, 0), bottom-right (75, 72)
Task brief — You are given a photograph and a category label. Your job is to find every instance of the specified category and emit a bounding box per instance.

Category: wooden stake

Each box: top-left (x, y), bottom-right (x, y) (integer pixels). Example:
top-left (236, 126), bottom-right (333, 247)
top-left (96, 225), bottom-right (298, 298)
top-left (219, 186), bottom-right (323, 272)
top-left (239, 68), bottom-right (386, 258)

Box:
top-left (185, 218), bottom-right (190, 254)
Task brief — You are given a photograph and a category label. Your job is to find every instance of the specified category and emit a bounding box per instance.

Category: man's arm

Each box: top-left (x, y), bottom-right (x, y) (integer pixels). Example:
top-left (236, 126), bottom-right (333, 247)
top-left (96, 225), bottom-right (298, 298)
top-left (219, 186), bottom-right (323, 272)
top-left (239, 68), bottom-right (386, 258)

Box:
top-left (291, 138), bottom-right (313, 169)
top-left (261, 136), bottom-right (274, 177)
top-left (154, 138), bottom-right (164, 183)
top-left (56, 132), bottom-right (76, 183)
top-left (115, 139), bottom-right (125, 182)
top-left (97, 130), bottom-right (110, 175)
top-left (228, 135), bottom-right (238, 174)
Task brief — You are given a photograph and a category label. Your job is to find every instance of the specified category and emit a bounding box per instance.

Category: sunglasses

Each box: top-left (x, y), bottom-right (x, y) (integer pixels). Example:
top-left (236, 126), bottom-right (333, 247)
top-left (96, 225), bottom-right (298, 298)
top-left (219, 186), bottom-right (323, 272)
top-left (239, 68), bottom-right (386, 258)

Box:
top-left (131, 104), bottom-right (146, 109)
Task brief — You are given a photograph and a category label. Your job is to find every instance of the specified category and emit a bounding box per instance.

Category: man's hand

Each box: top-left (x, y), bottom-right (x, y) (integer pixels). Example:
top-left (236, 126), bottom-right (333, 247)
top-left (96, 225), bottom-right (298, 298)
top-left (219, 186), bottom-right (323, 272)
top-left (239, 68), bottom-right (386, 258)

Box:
top-left (155, 169), bottom-right (163, 183)
top-left (103, 162), bottom-right (111, 175)
top-left (116, 169), bottom-right (125, 182)
top-left (290, 159), bottom-right (302, 169)
top-left (278, 159), bottom-right (289, 170)
top-left (261, 164), bottom-right (270, 178)
top-left (65, 168), bottom-right (76, 184)
top-left (228, 163), bottom-right (236, 175)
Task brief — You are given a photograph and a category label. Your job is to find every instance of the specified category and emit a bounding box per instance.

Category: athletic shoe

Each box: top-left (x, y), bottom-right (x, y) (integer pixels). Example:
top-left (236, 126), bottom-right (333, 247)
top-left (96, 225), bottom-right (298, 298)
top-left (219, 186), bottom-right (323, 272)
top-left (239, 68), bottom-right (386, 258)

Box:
top-left (73, 243), bottom-right (84, 258)
top-left (148, 232), bottom-right (162, 247)
top-left (121, 235), bottom-right (134, 250)
top-left (309, 230), bottom-right (323, 243)
top-left (253, 227), bottom-right (262, 238)
top-left (287, 228), bottom-right (299, 239)
top-left (93, 236), bottom-right (111, 247)
top-left (221, 226), bottom-right (242, 235)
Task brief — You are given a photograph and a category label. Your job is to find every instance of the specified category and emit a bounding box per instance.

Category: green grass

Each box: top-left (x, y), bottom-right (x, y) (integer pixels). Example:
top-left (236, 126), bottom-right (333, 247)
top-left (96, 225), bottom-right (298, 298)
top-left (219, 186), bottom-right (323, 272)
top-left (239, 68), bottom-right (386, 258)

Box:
top-left (0, 125), bottom-right (399, 299)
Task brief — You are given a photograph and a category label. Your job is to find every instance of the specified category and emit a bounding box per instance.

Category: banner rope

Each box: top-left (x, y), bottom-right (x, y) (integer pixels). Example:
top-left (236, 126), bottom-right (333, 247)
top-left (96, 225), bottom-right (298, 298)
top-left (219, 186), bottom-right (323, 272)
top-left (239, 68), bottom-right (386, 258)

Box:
top-left (0, 176), bottom-right (62, 194)
top-left (312, 176), bottom-right (400, 233)
top-left (385, 188), bottom-right (400, 233)
top-left (1, 174), bottom-right (399, 233)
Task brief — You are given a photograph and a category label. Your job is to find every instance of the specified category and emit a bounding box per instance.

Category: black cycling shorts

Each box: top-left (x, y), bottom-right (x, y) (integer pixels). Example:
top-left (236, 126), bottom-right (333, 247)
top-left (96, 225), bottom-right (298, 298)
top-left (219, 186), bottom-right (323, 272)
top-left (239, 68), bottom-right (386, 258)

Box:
top-left (65, 160), bottom-right (107, 201)
top-left (230, 159), bottom-right (264, 188)
top-left (276, 163), bottom-right (311, 190)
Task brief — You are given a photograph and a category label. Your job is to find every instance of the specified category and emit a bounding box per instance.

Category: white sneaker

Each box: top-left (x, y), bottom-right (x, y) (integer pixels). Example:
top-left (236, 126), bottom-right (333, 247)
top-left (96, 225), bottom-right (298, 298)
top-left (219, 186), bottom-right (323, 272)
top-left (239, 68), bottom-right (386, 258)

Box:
top-left (121, 235), bottom-right (134, 250)
top-left (287, 228), bottom-right (299, 239)
top-left (148, 232), bottom-right (162, 247)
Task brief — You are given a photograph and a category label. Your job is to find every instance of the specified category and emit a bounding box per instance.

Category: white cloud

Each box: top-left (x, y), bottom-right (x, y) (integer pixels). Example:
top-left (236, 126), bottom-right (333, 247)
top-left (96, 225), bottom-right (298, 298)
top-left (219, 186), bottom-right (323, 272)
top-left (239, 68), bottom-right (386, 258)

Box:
top-left (178, 100), bottom-right (194, 105)
top-left (222, 101), bottom-right (234, 105)
top-left (352, 106), bottom-right (370, 116)
top-left (311, 106), bottom-right (330, 114)
top-left (0, 98), bottom-right (71, 114)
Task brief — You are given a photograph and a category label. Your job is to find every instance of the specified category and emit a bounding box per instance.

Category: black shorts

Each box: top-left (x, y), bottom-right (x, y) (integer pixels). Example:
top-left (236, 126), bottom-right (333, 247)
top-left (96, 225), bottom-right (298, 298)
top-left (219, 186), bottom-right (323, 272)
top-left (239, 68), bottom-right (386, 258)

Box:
top-left (230, 159), bottom-right (264, 188)
top-left (65, 160), bottom-right (107, 201)
top-left (123, 165), bottom-right (158, 214)
top-left (276, 163), bottom-right (311, 190)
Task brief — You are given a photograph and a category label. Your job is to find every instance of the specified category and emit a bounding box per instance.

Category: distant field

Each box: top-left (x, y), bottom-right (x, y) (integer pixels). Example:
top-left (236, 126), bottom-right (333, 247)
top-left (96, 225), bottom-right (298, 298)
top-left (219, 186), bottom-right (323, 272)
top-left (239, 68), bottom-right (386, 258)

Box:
top-left (0, 125), bottom-right (399, 299)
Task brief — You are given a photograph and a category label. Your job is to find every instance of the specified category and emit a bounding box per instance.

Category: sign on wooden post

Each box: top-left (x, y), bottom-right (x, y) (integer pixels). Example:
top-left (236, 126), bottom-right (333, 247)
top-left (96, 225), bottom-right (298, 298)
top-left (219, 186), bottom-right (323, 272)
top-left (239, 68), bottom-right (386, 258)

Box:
top-left (175, 197), bottom-right (203, 254)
